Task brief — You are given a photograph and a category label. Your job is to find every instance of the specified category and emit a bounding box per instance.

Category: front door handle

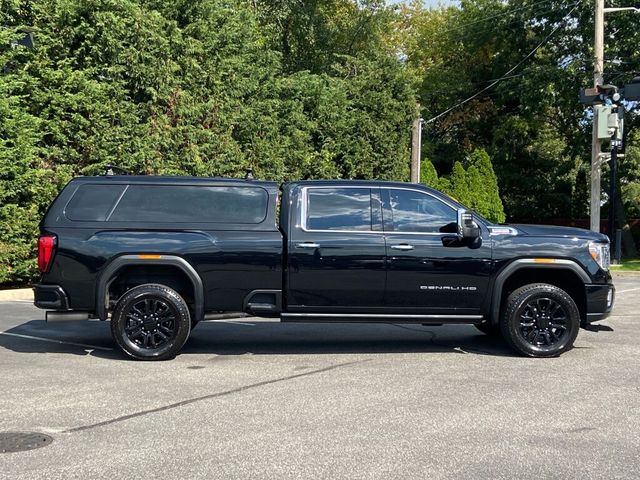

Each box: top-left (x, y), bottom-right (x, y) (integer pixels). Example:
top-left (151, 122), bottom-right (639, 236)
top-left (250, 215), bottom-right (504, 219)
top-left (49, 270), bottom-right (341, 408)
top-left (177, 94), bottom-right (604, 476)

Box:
top-left (296, 242), bottom-right (320, 249)
top-left (390, 244), bottom-right (414, 251)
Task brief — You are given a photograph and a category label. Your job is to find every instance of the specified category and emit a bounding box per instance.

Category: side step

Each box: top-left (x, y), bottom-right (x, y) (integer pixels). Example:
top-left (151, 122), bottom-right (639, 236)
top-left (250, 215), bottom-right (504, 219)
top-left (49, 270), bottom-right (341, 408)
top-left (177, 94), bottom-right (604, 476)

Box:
top-left (46, 311), bottom-right (90, 322)
top-left (280, 313), bottom-right (483, 323)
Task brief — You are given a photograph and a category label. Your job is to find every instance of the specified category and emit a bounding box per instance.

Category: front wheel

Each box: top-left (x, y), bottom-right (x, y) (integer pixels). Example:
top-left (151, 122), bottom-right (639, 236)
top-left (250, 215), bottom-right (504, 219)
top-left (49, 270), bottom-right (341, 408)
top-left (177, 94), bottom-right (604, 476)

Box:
top-left (500, 283), bottom-right (580, 358)
top-left (111, 284), bottom-right (191, 361)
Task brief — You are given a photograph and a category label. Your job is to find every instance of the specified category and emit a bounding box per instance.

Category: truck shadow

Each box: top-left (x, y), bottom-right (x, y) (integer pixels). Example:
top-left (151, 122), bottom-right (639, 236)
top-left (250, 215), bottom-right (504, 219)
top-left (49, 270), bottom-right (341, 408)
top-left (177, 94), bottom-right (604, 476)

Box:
top-left (0, 319), bottom-right (515, 359)
top-left (184, 321), bottom-right (515, 357)
top-left (0, 319), bottom-right (122, 359)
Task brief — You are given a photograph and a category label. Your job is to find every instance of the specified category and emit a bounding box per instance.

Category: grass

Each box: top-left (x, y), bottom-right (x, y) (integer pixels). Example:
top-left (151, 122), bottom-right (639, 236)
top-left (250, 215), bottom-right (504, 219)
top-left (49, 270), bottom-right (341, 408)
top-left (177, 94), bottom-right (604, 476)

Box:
top-left (611, 258), bottom-right (640, 272)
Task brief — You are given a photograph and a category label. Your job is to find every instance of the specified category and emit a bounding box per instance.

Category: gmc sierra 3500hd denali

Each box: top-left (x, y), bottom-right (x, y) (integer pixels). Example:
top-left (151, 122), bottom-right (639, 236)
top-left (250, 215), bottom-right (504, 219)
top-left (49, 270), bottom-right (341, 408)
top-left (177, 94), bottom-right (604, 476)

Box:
top-left (34, 175), bottom-right (614, 360)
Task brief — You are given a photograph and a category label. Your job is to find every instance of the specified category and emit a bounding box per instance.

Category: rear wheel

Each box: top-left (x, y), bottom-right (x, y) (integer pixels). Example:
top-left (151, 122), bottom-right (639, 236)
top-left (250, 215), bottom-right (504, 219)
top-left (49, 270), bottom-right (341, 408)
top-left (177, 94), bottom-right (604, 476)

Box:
top-left (111, 284), bottom-right (191, 361)
top-left (500, 283), bottom-right (580, 358)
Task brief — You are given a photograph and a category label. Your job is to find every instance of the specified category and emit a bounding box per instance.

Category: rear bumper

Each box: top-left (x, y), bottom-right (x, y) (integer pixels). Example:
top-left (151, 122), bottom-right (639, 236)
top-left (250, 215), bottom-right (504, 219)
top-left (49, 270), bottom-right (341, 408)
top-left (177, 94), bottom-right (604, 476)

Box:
top-left (33, 284), bottom-right (69, 310)
top-left (584, 283), bottom-right (615, 324)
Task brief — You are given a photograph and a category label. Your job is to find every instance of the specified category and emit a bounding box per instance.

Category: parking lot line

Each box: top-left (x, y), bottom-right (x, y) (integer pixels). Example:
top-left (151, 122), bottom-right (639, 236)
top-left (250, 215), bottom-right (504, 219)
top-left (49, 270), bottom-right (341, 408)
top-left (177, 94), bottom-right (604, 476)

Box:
top-left (615, 286), bottom-right (640, 294)
top-left (0, 331), bottom-right (113, 351)
top-left (64, 358), bottom-right (369, 433)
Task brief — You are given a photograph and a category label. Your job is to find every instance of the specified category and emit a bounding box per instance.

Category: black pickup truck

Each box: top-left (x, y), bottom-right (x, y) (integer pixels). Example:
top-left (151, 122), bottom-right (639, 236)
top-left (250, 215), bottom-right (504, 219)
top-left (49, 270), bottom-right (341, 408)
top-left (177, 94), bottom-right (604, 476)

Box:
top-left (34, 175), bottom-right (614, 360)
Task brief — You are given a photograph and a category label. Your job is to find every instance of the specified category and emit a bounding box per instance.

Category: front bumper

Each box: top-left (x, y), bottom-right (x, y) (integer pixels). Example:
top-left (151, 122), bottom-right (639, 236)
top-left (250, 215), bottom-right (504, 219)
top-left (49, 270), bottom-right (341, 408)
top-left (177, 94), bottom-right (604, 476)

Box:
top-left (584, 283), bottom-right (615, 324)
top-left (33, 284), bottom-right (69, 310)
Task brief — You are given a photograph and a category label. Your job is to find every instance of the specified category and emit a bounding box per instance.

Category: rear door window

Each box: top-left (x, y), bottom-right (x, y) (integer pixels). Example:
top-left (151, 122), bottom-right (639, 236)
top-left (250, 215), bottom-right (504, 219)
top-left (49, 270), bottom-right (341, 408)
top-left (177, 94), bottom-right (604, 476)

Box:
top-left (305, 188), bottom-right (372, 231)
top-left (108, 185), bottom-right (269, 224)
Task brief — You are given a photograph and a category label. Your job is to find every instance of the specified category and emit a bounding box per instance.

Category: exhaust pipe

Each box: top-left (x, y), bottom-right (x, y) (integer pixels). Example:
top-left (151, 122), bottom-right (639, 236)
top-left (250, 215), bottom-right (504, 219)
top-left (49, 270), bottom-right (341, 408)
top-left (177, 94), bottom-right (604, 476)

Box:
top-left (46, 311), bottom-right (90, 322)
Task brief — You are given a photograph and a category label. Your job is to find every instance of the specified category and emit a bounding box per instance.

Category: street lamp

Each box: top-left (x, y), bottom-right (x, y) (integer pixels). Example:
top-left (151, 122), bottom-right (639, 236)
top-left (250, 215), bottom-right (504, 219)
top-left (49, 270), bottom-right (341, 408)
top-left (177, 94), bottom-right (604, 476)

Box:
top-left (603, 7), bottom-right (640, 13)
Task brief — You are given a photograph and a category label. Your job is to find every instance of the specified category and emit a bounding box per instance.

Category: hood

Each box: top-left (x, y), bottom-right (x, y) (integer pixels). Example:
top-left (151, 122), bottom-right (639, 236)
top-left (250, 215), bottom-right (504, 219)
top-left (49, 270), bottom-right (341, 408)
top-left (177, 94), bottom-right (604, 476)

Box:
top-left (510, 224), bottom-right (608, 242)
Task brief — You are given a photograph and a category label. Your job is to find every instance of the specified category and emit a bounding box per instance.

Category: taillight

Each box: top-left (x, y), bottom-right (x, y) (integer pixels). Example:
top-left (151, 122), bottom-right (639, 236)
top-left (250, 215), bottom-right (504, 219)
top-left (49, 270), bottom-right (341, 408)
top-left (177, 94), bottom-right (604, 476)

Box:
top-left (38, 235), bottom-right (57, 273)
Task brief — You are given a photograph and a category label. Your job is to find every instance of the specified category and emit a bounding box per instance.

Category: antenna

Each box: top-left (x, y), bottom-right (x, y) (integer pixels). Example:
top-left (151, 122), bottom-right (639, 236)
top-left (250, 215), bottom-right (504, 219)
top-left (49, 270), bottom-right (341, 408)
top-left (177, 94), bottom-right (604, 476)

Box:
top-left (104, 165), bottom-right (130, 176)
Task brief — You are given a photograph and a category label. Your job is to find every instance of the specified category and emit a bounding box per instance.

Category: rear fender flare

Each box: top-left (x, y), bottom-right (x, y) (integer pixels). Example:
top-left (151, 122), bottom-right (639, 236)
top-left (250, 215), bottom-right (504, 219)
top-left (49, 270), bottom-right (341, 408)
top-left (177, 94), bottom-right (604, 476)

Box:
top-left (96, 255), bottom-right (204, 322)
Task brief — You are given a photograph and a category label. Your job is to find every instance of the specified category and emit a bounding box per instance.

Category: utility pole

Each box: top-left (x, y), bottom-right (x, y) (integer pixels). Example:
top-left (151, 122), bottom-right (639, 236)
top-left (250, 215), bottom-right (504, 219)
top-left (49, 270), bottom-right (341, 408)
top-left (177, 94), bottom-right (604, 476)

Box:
top-left (410, 115), bottom-right (423, 183)
top-left (589, 5), bottom-right (640, 232)
top-left (582, 84), bottom-right (640, 259)
top-left (590, 0), bottom-right (604, 232)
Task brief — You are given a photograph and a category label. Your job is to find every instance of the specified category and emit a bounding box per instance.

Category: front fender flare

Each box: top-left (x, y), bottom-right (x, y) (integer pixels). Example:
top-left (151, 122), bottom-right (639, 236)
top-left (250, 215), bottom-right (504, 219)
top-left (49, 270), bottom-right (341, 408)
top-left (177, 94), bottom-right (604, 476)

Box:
top-left (490, 258), bottom-right (590, 324)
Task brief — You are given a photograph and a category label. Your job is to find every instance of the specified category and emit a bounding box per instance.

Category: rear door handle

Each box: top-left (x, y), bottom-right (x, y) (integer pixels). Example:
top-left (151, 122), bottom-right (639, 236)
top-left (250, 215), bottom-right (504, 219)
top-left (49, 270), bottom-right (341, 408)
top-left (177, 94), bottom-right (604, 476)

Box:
top-left (390, 244), bottom-right (414, 251)
top-left (296, 242), bottom-right (320, 249)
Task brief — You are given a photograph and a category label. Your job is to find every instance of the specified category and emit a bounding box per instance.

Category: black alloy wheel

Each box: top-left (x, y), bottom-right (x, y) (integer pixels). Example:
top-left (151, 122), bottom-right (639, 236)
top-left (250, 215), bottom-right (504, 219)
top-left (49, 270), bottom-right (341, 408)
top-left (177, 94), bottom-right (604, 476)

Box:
top-left (111, 284), bottom-right (191, 360)
top-left (124, 298), bottom-right (177, 350)
top-left (518, 297), bottom-right (568, 348)
top-left (500, 283), bottom-right (580, 358)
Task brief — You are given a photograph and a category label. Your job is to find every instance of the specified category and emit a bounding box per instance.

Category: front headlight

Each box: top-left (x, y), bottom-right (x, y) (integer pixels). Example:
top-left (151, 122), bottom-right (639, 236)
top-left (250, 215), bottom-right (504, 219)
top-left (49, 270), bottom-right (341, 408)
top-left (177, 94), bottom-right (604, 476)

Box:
top-left (589, 241), bottom-right (610, 270)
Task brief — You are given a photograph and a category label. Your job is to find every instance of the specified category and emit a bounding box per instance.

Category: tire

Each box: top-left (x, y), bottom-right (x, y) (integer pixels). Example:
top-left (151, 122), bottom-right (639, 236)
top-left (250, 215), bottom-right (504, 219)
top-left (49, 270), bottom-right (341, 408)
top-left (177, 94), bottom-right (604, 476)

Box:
top-left (111, 284), bottom-right (191, 361)
top-left (500, 283), bottom-right (580, 358)
top-left (474, 322), bottom-right (501, 337)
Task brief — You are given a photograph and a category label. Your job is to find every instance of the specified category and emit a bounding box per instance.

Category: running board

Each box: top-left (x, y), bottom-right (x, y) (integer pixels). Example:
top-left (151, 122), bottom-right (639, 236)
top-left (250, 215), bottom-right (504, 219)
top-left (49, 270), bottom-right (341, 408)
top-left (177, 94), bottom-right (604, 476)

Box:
top-left (280, 313), bottom-right (483, 323)
top-left (46, 311), bottom-right (90, 322)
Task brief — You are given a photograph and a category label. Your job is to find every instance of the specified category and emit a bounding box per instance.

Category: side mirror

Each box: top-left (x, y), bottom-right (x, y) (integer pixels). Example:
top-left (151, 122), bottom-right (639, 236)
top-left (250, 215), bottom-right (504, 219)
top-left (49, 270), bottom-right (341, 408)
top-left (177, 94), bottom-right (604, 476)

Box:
top-left (457, 210), bottom-right (481, 241)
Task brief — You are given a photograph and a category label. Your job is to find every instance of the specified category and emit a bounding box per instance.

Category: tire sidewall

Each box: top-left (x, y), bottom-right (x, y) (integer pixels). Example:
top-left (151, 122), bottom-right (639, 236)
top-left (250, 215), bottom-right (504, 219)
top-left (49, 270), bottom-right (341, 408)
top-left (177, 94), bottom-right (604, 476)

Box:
top-left (502, 285), bottom-right (580, 357)
top-left (111, 284), bottom-right (191, 360)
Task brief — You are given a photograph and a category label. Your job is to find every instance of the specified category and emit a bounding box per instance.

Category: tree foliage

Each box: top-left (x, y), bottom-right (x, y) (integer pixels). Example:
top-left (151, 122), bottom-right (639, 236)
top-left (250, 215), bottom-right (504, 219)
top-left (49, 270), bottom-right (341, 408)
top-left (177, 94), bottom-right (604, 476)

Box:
top-left (10, 0), bottom-right (629, 285)
top-left (396, 0), bottom-right (640, 222)
top-left (421, 148), bottom-right (506, 223)
top-left (1, 0), bottom-right (422, 285)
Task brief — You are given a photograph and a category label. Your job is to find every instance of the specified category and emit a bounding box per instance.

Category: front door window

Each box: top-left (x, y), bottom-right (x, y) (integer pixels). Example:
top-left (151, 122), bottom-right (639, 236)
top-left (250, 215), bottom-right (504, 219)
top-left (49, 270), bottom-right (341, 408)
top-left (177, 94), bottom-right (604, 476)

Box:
top-left (387, 188), bottom-right (456, 233)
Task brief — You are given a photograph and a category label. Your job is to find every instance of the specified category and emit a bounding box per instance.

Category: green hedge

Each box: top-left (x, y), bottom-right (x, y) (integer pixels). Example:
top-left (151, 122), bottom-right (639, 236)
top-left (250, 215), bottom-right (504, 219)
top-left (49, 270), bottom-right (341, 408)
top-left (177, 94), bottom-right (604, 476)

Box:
top-left (0, 0), bottom-right (505, 286)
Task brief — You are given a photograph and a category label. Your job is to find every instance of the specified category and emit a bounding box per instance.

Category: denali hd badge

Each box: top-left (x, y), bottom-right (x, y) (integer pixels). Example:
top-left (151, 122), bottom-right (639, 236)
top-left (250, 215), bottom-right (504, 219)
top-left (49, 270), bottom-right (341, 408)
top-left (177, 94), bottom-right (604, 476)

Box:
top-left (420, 285), bottom-right (477, 291)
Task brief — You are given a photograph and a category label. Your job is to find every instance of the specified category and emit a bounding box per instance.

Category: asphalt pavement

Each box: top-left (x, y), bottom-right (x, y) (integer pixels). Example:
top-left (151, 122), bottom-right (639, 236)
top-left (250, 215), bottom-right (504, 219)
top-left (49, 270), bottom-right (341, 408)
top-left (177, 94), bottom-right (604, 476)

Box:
top-left (0, 276), bottom-right (638, 479)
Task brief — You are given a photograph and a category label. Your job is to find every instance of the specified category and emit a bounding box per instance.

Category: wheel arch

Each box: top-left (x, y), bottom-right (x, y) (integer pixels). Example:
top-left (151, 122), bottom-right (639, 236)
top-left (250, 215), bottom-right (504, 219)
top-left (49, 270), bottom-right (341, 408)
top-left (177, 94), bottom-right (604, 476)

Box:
top-left (490, 259), bottom-right (590, 325)
top-left (96, 255), bottom-right (204, 322)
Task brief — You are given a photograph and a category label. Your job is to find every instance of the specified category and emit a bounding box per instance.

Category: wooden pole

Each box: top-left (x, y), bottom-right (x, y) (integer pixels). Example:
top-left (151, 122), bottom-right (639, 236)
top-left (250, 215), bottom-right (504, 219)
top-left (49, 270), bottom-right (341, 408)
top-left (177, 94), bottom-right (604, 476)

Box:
top-left (410, 116), bottom-right (422, 183)
top-left (590, 0), bottom-right (605, 232)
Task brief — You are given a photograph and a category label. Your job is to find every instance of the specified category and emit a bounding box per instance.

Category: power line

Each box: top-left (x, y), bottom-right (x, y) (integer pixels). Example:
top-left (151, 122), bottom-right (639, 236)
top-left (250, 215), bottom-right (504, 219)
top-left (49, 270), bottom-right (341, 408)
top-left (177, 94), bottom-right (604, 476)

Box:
top-left (452, 2), bottom-right (581, 43)
top-left (418, 0), bottom-right (578, 40)
top-left (424, 4), bottom-right (580, 125)
top-left (484, 73), bottom-right (525, 83)
top-left (442, 0), bottom-right (557, 33)
top-left (407, 1), bottom-right (581, 69)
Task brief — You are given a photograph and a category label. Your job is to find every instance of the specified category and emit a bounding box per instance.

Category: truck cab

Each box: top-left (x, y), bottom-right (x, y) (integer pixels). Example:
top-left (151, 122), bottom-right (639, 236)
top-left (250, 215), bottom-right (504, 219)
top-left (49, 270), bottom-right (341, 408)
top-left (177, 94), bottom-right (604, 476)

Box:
top-left (282, 181), bottom-right (492, 320)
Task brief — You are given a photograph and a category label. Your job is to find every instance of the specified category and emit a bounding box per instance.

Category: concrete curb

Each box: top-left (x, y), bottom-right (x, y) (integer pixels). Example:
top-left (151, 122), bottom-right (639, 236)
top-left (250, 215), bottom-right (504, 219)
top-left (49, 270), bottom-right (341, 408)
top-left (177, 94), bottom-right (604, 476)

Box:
top-left (0, 288), bottom-right (33, 301)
